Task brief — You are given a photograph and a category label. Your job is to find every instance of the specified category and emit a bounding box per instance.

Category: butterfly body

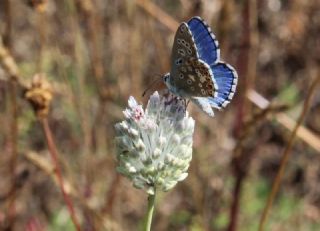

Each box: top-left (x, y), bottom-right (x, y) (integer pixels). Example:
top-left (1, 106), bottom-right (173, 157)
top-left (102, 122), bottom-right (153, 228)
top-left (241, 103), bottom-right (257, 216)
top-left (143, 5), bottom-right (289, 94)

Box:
top-left (164, 17), bottom-right (238, 116)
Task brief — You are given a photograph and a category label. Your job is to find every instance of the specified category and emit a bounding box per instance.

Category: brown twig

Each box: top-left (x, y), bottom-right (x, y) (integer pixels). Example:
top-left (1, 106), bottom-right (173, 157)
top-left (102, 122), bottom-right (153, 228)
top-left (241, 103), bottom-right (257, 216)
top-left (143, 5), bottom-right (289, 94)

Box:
top-left (76, 0), bottom-right (105, 99)
top-left (3, 2), bottom-right (19, 227)
top-left (24, 151), bottom-right (121, 230)
top-left (102, 173), bottom-right (121, 216)
top-left (3, 0), bottom-right (12, 49)
top-left (135, 0), bottom-right (179, 31)
top-left (0, 38), bottom-right (20, 83)
top-left (248, 89), bottom-right (320, 152)
top-left (35, 6), bottom-right (47, 72)
top-left (258, 73), bottom-right (320, 231)
top-left (227, 0), bottom-right (258, 229)
top-left (7, 78), bottom-right (18, 229)
top-left (228, 103), bottom-right (287, 231)
top-left (40, 118), bottom-right (82, 231)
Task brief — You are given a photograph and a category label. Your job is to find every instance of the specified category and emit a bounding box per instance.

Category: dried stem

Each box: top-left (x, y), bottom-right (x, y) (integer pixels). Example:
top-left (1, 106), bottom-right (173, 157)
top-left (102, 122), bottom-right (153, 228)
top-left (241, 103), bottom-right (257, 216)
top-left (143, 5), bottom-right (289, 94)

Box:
top-left (3, 0), bottom-right (12, 49)
top-left (40, 118), bottom-right (82, 231)
top-left (248, 89), bottom-right (320, 152)
top-left (3, 1), bottom-right (19, 226)
top-left (24, 151), bottom-right (122, 230)
top-left (258, 74), bottom-right (320, 231)
top-left (227, 0), bottom-right (259, 229)
top-left (102, 173), bottom-right (121, 216)
top-left (36, 10), bottom-right (46, 72)
top-left (76, 0), bottom-right (104, 99)
top-left (135, 0), bottom-right (179, 31)
top-left (7, 80), bottom-right (18, 228)
top-left (227, 174), bottom-right (244, 231)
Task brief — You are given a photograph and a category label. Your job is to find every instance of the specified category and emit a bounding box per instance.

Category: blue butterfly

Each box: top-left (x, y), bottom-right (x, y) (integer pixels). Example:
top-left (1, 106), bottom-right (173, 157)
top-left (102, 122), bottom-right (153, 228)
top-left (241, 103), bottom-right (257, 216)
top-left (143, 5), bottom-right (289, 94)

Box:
top-left (163, 16), bottom-right (238, 116)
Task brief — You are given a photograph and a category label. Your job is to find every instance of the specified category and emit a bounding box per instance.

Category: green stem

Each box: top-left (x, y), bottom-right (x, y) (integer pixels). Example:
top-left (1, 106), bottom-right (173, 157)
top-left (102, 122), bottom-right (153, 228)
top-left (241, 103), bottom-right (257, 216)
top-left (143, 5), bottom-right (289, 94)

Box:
top-left (144, 189), bottom-right (156, 231)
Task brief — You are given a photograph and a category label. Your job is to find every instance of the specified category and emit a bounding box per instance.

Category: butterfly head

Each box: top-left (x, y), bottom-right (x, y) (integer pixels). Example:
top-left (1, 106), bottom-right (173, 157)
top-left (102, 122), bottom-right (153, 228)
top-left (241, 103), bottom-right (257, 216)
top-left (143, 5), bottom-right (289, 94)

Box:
top-left (163, 72), bottom-right (179, 95)
top-left (163, 72), bottom-right (172, 89)
top-left (163, 73), bottom-right (170, 83)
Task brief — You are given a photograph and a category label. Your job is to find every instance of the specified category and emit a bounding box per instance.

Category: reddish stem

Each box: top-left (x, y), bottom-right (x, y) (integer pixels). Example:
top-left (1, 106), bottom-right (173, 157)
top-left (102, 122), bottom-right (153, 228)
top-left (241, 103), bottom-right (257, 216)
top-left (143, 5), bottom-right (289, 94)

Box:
top-left (40, 118), bottom-right (81, 231)
top-left (227, 174), bottom-right (244, 231)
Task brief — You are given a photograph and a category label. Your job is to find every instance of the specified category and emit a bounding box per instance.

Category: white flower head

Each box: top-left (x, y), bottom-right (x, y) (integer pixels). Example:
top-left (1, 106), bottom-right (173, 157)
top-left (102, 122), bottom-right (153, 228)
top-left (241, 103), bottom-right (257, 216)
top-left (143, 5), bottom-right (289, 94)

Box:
top-left (114, 91), bottom-right (195, 194)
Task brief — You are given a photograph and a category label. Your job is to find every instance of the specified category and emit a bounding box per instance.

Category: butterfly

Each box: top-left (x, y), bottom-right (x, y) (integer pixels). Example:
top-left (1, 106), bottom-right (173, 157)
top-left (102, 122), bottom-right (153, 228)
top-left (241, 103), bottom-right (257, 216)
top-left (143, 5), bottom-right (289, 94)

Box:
top-left (163, 16), bottom-right (238, 117)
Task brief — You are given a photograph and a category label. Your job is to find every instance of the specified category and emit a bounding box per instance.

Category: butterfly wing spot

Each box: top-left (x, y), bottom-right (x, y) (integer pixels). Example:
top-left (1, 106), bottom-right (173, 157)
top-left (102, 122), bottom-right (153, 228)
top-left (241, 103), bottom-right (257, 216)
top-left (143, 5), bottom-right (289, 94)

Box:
top-left (199, 75), bottom-right (206, 83)
top-left (187, 49), bottom-right (192, 55)
top-left (179, 73), bottom-right (184, 79)
top-left (187, 79), bottom-right (192, 85)
top-left (180, 25), bottom-right (187, 32)
top-left (201, 89), bottom-right (206, 95)
top-left (208, 89), bottom-right (214, 96)
top-left (177, 39), bottom-right (182, 44)
top-left (188, 75), bottom-right (195, 82)
top-left (178, 49), bottom-right (186, 56)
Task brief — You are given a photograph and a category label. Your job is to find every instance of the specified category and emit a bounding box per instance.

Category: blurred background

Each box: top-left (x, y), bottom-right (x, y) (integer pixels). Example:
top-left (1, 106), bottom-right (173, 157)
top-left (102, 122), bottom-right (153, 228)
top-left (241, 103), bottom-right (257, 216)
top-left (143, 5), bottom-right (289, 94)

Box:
top-left (0, 0), bottom-right (320, 230)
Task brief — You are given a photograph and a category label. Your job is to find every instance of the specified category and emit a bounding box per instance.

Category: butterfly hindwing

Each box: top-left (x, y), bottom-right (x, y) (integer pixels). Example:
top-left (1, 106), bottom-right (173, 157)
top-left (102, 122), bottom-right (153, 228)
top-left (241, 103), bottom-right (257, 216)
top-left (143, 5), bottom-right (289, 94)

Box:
top-left (190, 97), bottom-right (214, 117)
top-left (208, 61), bottom-right (238, 109)
top-left (174, 57), bottom-right (218, 97)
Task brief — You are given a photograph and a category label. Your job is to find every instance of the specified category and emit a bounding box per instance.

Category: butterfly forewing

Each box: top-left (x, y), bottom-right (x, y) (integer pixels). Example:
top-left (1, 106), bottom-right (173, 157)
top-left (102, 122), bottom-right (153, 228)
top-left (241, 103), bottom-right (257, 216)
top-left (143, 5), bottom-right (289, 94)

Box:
top-left (170, 22), bottom-right (217, 98)
top-left (187, 17), bottom-right (220, 65)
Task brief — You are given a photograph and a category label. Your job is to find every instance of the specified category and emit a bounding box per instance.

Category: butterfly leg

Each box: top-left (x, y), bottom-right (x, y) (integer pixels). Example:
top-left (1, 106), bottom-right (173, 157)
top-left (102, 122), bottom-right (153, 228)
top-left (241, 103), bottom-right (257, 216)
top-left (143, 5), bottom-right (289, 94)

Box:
top-left (182, 99), bottom-right (190, 114)
top-left (186, 100), bottom-right (190, 108)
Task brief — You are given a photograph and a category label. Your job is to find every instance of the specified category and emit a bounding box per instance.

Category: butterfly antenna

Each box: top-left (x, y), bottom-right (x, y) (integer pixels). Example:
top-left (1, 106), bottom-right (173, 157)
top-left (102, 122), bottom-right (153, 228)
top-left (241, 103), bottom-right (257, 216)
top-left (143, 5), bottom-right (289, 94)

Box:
top-left (142, 76), bottom-right (163, 97)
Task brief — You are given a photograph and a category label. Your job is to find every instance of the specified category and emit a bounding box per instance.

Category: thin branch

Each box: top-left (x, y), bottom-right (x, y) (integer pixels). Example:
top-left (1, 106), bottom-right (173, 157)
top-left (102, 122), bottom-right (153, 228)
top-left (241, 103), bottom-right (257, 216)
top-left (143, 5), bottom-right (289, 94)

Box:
top-left (3, 2), bottom-right (19, 227)
top-left (258, 74), bottom-right (320, 231)
top-left (135, 0), bottom-right (179, 31)
top-left (248, 89), bottom-right (320, 152)
top-left (40, 118), bottom-right (82, 231)
top-left (24, 151), bottom-right (121, 231)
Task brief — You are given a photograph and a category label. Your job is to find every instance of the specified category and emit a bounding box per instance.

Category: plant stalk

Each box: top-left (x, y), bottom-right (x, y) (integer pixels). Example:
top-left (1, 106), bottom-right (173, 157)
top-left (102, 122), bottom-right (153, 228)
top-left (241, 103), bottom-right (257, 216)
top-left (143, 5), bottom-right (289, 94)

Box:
top-left (41, 118), bottom-right (81, 231)
top-left (258, 74), bottom-right (320, 231)
top-left (144, 189), bottom-right (156, 231)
